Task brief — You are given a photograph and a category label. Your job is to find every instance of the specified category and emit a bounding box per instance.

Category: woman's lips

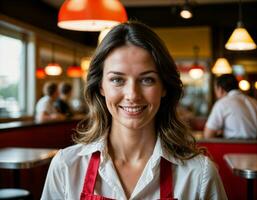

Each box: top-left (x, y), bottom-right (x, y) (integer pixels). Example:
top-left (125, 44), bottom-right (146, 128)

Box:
top-left (119, 106), bottom-right (147, 115)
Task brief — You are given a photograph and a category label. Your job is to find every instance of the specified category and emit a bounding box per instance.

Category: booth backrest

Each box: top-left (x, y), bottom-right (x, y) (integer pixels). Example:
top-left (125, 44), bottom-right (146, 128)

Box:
top-left (198, 140), bottom-right (257, 200)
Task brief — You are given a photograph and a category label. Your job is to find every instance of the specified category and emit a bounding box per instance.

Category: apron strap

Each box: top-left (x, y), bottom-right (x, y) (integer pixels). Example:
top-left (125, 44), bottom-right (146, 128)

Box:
top-left (160, 157), bottom-right (173, 198)
top-left (81, 151), bottom-right (101, 195)
top-left (81, 152), bottom-right (174, 199)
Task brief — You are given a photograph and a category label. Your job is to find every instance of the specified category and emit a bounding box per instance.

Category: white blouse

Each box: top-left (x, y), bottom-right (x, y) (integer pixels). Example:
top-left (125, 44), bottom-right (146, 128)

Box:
top-left (41, 137), bottom-right (227, 200)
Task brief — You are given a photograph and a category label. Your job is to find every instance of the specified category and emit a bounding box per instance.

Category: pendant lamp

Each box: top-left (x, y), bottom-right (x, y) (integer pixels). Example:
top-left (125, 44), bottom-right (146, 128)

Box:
top-left (239, 79), bottom-right (250, 91)
top-left (45, 44), bottom-right (62, 76)
top-left (67, 49), bottom-right (83, 78)
top-left (189, 65), bottom-right (204, 79)
top-left (225, 0), bottom-right (256, 51)
top-left (212, 29), bottom-right (232, 75)
top-left (189, 46), bottom-right (204, 79)
top-left (36, 67), bottom-right (46, 79)
top-left (58, 0), bottom-right (128, 31)
top-left (81, 57), bottom-right (91, 72)
top-left (180, 0), bottom-right (193, 19)
top-left (212, 58), bottom-right (232, 75)
top-left (98, 27), bottom-right (112, 44)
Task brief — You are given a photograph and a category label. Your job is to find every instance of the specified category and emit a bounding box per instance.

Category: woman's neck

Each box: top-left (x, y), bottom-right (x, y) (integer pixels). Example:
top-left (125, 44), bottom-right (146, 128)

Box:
top-left (108, 125), bottom-right (156, 163)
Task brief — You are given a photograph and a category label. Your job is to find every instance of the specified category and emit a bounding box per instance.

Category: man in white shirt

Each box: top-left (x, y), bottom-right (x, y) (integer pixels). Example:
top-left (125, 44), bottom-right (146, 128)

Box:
top-left (35, 82), bottom-right (65, 122)
top-left (204, 74), bottom-right (257, 139)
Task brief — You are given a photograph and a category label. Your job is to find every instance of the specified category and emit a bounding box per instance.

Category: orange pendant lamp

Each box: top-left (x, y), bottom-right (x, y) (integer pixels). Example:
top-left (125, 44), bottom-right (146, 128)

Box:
top-left (67, 65), bottom-right (83, 78)
top-left (36, 67), bottom-right (46, 79)
top-left (45, 44), bottom-right (62, 76)
top-left (67, 49), bottom-right (83, 78)
top-left (58, 0), bottom-right (128, 31)
top-left (189, 65), bottom-right (204, 79)
top-left (189, 46), bottom-right (205, 79)
top-left (45, 63), bottom-right (62, 76)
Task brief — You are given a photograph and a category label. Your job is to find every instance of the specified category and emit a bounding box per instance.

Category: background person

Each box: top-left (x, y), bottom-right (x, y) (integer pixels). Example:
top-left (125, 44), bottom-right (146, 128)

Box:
top-left (35, 81), bottom-right (65, 122)
top-left (204, 74), bottom-right (257, 139)
top-left (41, 21), bottom-right (227, 200)
top-left (54, 81), bottom-right (74, 118)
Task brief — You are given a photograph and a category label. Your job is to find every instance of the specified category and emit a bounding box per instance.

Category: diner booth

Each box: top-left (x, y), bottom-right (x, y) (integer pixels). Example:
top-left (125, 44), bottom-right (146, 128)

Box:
top-left (0, 0), bottom-right (257, 199)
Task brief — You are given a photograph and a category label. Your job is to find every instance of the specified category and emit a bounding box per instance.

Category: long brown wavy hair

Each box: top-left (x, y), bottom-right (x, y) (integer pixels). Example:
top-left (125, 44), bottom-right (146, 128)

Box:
top-left (74, 21), bottom-right (204, 160)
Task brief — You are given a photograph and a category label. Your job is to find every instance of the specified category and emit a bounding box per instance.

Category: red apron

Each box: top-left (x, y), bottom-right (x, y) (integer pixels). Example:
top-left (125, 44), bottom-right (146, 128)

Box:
top-left (80, 151), bottom-right (177, 200)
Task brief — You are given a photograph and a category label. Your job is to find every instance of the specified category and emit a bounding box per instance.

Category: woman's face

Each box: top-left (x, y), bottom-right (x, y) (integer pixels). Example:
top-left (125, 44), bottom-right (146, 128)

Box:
top-left (100, 44), bottom-right (166, 130)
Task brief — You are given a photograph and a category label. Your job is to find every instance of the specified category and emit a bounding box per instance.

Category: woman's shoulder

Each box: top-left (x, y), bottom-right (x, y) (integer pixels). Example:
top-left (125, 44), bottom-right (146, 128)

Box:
top-left (52, 143), bottom-right (90, 166)
top-left (59, 143), bottom-right (85, 156)
top-left (180, 154), bottom-right (218, 175)
top-left (53, 140), bottom-right (104, 165)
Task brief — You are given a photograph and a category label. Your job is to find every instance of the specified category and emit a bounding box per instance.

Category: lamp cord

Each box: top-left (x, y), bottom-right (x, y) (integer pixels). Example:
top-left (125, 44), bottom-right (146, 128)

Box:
top-left (51, 43), bottom-right (55, 63)
top-left (238, 0), bottom-right (243, 27)
top-left (219, 28), bottom-right (224, 57)
top-left (193, 45), bottom-right (200, 65)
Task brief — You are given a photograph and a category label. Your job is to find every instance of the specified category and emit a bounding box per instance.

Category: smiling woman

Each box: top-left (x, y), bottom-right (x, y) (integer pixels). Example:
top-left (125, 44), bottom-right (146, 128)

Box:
top-left (41, 21), bottom-right (227, 200)
top-left (100, 44), bottom-right (166, 131)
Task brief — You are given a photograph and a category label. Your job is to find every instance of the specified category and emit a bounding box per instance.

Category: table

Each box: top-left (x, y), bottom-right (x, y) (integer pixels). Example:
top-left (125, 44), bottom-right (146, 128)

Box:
top-left (0, 147), bottom-right (58, 187)
top-left (224, 153), bottom-right (257, 200)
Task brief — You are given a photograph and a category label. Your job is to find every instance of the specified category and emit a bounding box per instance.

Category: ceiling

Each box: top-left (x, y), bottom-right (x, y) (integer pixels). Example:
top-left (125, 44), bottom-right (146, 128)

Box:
top-left (1, 0), bottom-right (257, 48)
top-left (40, 0), bottom-right (257, 29)
top-left (42, 0), bottom-right (256, 8)
top-left (0, 0), bottom-right (256, 72)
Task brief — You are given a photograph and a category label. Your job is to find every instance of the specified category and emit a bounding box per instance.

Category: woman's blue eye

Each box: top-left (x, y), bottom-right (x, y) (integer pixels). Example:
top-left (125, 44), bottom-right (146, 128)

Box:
top-left (141, 77), bottom-right (155, 85)
top-left (110, 77), bottom-right (124, 85)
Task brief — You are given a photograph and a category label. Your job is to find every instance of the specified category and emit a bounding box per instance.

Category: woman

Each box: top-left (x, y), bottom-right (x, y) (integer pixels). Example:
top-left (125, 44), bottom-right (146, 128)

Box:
top-left (41, 21), bottom-right (227, 200)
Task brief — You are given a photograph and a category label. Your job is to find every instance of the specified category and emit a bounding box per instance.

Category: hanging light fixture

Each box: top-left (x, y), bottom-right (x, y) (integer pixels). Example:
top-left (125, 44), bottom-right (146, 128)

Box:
top-left (225, 0), bottom-right (256, 51)
top-left (81, 57), bottom-right (91, 72)
top-left (67, 66), bottom-right (83, 78)
top-left (189, 65), bottom-right (204, 79)
top-left (212, 29), bottom-right (232, 75)
top-left (98, 27), bottom-right (112, 44)
top-left (239, 79), bottom-right (250, 91)
top-left (67, 49), bottom-right (83, 78)
top-left (189, 46), bottom-right (204, 79)
top-left (36, 67), bottom-right (46, 79)
top-left (58, 0), bottom-right (128, 31)
top-left (45, 63), bottom-right (62, 76)
top-left (180, 0), bottom-right (193, 19)
top-left (45, 44), bottom-right (62, 76)
top-left (212, 58), bottom-right (232, 75)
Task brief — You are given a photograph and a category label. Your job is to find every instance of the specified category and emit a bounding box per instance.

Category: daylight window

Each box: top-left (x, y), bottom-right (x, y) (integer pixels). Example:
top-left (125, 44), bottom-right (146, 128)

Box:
top-left (0, 31), bottom-right (26, 117)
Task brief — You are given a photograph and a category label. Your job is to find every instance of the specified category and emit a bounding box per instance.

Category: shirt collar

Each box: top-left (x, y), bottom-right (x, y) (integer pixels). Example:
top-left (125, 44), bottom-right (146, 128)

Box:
top-left (78, 133), bottom-right (181, 165)
top-left (78, 133), bottom-right (108, 158)
top-left (150, 136), bottom-right (181, 166)
top-left (227, 89), bottom-right (241, 96)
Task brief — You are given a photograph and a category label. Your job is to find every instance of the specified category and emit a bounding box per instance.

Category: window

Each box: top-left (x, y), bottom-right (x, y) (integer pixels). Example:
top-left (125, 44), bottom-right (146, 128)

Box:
top-left (0, 24), bottom-right (34, 118)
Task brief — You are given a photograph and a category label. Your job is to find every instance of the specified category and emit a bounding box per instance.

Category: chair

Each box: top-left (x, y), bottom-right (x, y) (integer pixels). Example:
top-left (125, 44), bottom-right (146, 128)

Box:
top-left (0, 188), bottom-right (31, 200)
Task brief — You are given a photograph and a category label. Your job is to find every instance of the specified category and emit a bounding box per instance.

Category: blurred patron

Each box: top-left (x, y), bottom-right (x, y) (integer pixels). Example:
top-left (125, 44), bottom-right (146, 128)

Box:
top-left (35, 81), bottom-right (65, 122)
top-left (54, 82), bottom-right (74, 118)
top-left (204, 74), bottom-right (257, 139)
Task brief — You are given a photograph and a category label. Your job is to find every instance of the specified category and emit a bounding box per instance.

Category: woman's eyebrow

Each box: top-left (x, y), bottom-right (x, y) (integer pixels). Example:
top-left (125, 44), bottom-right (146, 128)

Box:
top-left (107, 71), bottom-right (124, 75)
top-left (107, 70), bottom-right (158, 75)
top-left (140, 70), bottom-right (158, 75)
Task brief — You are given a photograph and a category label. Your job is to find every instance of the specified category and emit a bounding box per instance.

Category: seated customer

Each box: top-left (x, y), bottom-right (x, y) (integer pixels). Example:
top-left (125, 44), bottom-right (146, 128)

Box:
top-left (35, 81), bottom-right (65, 122)
top-left (204, 74), bottom-right (257, 139)
top-left (54, 82), bottom-right (73, 118)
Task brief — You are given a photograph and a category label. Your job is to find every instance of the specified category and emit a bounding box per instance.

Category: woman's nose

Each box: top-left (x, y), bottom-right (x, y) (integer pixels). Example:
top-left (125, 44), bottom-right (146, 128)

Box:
top-left (124, 81), bottom-right (142, 102)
